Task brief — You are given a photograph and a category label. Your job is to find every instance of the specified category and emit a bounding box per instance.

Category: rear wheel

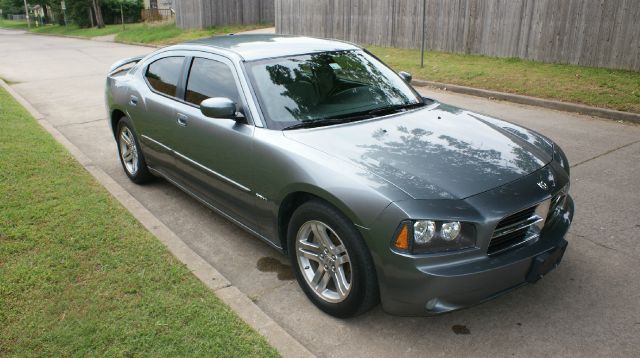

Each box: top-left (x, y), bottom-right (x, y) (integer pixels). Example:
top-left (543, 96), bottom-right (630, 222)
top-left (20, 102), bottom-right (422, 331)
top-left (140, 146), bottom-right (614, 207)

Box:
top-left (288, 200), bottom-right (379, 317)
top-left (116, 117), bottom-right (153, 184)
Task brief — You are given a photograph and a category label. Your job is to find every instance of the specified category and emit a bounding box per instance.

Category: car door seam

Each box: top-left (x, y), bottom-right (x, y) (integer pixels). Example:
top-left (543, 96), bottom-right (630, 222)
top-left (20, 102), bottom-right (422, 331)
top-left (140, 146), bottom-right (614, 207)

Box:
top-left (141, 134), bottom-right (172, 151)
top-left (141, 134), bottom-right (251, 193)
top-left (172, 150), bottom-right (251, 193)
top-left (147, 166), bottom-right (281, 250)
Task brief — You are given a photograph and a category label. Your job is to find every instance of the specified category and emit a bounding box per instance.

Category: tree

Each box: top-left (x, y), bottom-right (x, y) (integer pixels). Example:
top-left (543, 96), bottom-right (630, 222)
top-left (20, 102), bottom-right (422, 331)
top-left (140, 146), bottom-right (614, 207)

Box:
top-left (64, 0), bottom-right (97, 27)
top-left (0, 0), bottom-right (59, 24)
top-left (101, 0), bottom-right (142, 25)
top-left (0, 0), bottom-right (23, 15)
top-left (2, 0), bottom-right (139, 27)
top-left (90, 0), bottom-right (103, 27)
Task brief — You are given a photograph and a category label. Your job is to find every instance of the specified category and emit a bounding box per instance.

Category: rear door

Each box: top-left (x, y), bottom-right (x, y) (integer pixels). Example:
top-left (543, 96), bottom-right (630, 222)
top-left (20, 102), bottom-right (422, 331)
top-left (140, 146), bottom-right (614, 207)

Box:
top-left (169, 53), bottom-right (257, 225)
top-left (128, 53), bottom-right (187, 176)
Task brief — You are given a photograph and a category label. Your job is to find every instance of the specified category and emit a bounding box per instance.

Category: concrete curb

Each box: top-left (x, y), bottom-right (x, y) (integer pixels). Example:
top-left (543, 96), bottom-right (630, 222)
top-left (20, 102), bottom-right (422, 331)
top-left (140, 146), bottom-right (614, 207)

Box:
top-left (115, 39), bottom-right (161, 48)
top-left (24, 30), bottom-right (96, 42)
top-left (0, 79), bottom-right (314, 358)
top-left (412, 79), bottom-right (640, 124)
top-left (20, 30), bottom-right (162, 49)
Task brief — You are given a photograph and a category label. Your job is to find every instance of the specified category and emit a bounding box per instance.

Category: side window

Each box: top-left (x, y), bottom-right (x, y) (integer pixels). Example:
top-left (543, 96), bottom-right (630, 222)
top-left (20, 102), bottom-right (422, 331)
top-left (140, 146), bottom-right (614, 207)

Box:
top-left (145, 56), bottom-right (184, 97)
top-left (185, 58), bottom-right (241, 106)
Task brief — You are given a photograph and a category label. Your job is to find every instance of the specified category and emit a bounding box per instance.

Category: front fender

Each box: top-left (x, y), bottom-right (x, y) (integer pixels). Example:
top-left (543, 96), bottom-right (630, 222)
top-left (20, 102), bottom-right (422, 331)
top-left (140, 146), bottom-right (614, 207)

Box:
top-left (276, 182), bottom-right (391, 230)
top-left (251, 128), bottom-right (410, 245)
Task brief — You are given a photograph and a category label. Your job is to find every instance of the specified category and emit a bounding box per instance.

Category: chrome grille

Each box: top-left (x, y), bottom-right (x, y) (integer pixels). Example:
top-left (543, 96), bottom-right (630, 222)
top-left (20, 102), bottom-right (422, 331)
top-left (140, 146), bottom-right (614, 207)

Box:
top-left (488, 203), bottom-right (549, 256)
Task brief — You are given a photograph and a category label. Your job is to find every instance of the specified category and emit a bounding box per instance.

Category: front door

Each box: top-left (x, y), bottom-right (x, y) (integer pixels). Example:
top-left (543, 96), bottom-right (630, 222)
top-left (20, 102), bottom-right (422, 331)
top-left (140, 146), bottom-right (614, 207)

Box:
top-left (170, 55), bottom-right (256, 226)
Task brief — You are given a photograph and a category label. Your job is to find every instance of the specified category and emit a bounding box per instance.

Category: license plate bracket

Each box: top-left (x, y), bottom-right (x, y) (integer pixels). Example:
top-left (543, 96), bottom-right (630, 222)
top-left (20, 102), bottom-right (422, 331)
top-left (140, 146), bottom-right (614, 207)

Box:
top-left (526, 240), bottom-right (568, 283)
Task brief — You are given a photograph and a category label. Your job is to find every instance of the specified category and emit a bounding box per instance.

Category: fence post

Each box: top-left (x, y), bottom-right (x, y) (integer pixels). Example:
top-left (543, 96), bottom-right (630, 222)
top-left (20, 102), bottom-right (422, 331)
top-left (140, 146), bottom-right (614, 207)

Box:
top-left (23, 0), bottom-right (30, 28)
top-left (420, 0), bottom-right (426, 68)
top-left (61, 0), bottom-right (67, 26)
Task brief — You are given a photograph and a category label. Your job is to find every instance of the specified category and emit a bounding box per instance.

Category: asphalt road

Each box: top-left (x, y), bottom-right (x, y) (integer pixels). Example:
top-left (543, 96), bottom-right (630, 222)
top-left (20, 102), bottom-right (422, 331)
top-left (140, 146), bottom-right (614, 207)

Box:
top-left (1, 29), bottom-right (639, 357)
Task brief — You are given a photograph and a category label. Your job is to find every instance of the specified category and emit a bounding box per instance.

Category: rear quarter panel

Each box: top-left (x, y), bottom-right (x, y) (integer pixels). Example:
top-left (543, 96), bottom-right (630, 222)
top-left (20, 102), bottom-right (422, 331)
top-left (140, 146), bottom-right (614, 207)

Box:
top-left (105, 71), bottom-right (134, 136)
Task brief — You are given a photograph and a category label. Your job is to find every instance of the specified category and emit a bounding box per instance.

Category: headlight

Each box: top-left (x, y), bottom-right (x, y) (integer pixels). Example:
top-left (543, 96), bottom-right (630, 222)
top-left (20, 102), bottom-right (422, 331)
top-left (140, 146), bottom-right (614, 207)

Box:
top-left (413, 220), bottom-right (435, 244)
top-left (553, 144), bottom-right (570, 176)
top-left (441, 221), bottom-right (461, 241)
top-left (393, 220), bottom-right (476, 254)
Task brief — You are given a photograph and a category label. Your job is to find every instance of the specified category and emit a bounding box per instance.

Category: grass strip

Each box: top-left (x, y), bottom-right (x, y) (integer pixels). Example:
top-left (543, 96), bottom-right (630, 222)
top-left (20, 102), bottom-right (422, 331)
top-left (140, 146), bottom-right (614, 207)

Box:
top-left (0, 85), bottom-right (279, 357)
top-left (0, 19), bottom-right (270, 44)
top-left (114, 22), bottom-right (270, 45)
top-left (368, 46), bottom-right (640, 113)
top-left (0, 19), bottom-right (122, 37)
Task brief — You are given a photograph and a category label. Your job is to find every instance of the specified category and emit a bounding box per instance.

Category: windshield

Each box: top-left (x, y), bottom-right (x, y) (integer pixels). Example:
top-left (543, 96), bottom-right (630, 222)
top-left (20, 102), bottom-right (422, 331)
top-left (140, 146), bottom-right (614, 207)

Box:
top-left (245, 50), bottom-right (423, 130)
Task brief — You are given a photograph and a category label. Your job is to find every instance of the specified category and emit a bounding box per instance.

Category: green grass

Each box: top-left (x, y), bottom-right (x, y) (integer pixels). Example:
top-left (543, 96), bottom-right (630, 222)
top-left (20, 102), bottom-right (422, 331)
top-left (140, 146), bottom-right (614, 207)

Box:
top-left (368, 46), bottom-right (640, 113)
top-left (0, 19), bottom-right (30, 30)
top-left (0, 19), bottom-right (271, 44)
top-left (114, 22), bottom-right (271, 45)
top-left (0, 85), bottom-right (279, 357)
top-left (0, 19), bottom-right (127, 37)
top-left (31, 23), bottom-right (126, 37)
top-left (0, 77), bottom-right (17, 85)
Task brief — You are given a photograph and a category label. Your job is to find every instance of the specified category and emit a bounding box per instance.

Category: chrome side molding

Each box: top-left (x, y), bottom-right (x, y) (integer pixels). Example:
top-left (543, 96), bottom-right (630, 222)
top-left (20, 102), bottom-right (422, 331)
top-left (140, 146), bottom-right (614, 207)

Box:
top-left (141, 134), bottom-right (251, 193)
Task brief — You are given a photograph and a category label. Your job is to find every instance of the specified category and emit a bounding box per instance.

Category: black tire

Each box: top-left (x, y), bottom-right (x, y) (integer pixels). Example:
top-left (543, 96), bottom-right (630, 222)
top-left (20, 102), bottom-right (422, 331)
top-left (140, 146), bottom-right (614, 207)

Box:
top-left (116, 117), bottom-right (154, 184)
top-left (287, 200), bottom-right (379, 318)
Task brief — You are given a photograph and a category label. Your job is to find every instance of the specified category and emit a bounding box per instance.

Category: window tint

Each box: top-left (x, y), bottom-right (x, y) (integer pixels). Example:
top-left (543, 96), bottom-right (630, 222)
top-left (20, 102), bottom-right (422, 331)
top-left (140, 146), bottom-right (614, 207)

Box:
top-left (145, 56), bottom-right (184, 97)
top-left (185, 58), bottom-right (240, 106)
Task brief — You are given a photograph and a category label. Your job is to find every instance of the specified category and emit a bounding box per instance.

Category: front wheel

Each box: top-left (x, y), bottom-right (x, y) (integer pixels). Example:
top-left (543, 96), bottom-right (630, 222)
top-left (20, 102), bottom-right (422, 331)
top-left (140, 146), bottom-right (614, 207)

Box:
top-left (116, 117), bottom-right (153, 184)
top-left (288, 200), bottom-right (379, 318)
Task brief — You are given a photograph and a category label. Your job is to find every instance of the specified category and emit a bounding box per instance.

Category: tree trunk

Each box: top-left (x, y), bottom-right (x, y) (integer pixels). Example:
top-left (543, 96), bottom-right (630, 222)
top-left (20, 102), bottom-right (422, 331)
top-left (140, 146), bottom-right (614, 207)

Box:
top-left (91, 0), bottom-right (105, 28)
top-left (23, 0), bottom-right (30, 28)
top-left (88, 7), bottom-right (94, 28)
top-left (120, 3), bottom-right (125, 30)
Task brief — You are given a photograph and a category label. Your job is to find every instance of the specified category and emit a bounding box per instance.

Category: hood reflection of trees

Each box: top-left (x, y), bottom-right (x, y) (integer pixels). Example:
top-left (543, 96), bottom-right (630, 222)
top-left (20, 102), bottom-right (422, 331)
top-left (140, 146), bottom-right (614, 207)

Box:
top-left (355, 123), bottom-right (544, 198)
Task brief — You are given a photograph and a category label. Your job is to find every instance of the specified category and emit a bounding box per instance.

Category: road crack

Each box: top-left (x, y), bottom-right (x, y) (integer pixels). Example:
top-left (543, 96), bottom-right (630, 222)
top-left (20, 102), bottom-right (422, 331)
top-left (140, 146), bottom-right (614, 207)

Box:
top-left (571, 139), bottom-right (640, 168)
top-left (56, 118), bottom-right (107, 128)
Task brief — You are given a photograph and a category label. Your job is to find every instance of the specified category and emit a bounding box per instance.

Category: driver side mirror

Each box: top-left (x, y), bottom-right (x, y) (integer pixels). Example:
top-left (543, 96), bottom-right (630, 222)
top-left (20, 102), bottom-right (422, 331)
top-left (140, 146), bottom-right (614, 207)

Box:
top-left (398, 71), bottom-right (412, 83)
top-left (200, 97), bottom-right (237, 119)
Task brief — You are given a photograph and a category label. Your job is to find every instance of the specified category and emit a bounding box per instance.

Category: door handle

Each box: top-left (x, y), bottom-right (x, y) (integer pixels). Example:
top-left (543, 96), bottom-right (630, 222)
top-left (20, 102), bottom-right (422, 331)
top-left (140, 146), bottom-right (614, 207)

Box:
top-left (129, 95), bottom-right (138, 106)
top-left (177, 113), bottom-right (188, 127)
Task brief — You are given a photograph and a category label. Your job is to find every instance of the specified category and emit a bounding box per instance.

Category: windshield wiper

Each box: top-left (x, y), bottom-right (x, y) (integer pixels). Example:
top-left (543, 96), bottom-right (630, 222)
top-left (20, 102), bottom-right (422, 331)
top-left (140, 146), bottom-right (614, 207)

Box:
top-left (321, 102), bottom-right (425, 122)
top-left (365, 102), bottom-right (426, 116)
top-left (281, 102), bottom-right (426, 131)
top-left (282, 116), bottom-right (370, 130)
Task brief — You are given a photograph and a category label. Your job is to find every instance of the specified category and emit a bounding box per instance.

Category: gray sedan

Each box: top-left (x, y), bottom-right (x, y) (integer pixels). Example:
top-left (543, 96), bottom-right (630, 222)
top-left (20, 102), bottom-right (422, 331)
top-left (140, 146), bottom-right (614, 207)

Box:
top-left (105, 34), bottom-right (574, 317)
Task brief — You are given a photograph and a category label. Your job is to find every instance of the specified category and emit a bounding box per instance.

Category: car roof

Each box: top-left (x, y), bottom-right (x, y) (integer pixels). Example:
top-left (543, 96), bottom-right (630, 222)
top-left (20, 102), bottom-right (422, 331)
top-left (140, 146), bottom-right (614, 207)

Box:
top-left (185, 34), bottom-right (361, 61)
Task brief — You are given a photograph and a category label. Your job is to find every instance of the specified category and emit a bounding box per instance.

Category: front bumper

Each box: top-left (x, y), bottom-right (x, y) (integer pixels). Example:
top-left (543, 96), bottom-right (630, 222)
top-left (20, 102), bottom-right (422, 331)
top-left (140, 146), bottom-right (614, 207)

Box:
top-left (365, 164), bottom-right (574, 316)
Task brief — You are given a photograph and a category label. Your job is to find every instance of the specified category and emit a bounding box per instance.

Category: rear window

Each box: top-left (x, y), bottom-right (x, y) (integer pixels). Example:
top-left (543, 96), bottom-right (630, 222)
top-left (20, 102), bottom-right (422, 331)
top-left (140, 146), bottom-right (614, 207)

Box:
top-left (145, 56), bottom-right (184, 97)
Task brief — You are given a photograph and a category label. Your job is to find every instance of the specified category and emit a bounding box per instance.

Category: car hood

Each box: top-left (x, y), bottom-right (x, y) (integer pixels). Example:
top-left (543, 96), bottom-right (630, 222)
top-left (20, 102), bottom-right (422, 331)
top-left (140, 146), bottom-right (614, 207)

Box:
top-left (283, 102), bottom-right (553, 200)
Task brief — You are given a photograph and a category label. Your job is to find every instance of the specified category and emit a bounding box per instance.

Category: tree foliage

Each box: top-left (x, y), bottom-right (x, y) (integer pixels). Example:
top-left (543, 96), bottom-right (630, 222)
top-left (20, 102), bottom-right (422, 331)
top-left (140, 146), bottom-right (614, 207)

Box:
top-left (0, 0), bottom-right (24, 15)
top-left (1, 0), bottom-right (142, 27)
top-left (102, 0), bottom-right (142, 25)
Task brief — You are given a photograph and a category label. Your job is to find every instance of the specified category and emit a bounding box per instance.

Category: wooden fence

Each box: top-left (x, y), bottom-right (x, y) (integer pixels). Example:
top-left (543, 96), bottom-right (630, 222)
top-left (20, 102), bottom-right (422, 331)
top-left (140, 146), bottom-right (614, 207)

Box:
top-left (141, 9), bottom-right (175, 22)
top-left (275, 0), bottom-right (640, 71)
top-left (176, 0), bottom-right (274, 29)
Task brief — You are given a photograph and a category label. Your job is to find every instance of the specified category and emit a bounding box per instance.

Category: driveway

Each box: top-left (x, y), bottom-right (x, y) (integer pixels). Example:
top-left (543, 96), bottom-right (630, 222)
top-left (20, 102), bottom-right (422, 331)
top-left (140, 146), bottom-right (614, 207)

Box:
top-left (1, 29), bottom-right (639, 357)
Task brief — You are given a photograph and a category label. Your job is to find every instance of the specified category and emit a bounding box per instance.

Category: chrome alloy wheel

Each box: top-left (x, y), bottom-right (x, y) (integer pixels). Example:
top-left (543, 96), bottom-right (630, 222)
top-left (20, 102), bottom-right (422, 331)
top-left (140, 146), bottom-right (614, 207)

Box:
top-left (295, 220), bottom-right (352, 303)
top-left (119, 127), bottom-right (139, 175)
